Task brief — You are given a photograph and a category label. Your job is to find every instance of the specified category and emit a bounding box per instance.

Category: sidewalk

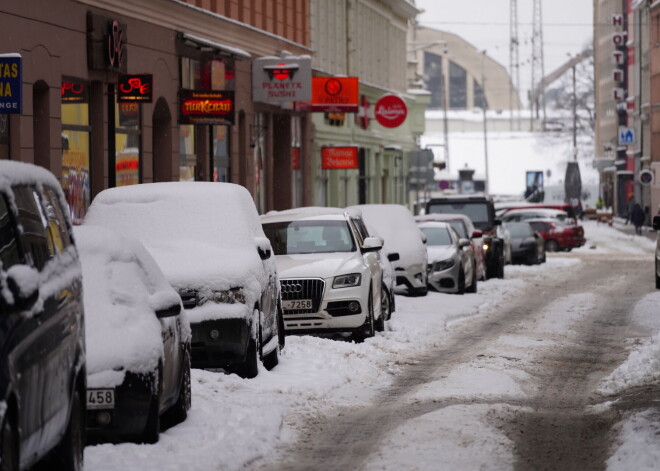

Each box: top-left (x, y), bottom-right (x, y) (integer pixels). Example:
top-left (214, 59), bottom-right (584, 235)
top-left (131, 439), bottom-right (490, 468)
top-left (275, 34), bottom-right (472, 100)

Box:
top-left (611, 216), bottom-right (657, 242)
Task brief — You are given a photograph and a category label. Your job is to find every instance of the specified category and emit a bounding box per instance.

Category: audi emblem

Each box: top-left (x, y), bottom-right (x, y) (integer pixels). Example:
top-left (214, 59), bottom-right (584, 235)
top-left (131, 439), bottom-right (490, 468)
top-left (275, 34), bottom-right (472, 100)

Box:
top-left (282, 283), bottom-right (303, 293)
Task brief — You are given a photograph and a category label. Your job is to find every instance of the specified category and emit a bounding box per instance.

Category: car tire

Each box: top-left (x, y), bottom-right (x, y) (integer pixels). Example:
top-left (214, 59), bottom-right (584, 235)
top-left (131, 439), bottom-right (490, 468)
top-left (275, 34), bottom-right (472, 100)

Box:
top-left (466, 266), bottom-right (477, 294)
top-left (1, 413), bottom-right (18, 471)
top-left (262, 319), bottom-right (280, 371)
top-left (141, 367), bottom-right (162, 444)
top-left (46, 388), bottom-right (84, 471)
top-left (656, 260), bottom-right (660, 289)
top-left (456, 268), bottom-right (466, 295)
top-left (276, 302), bottom-right (286, 350)
top-left (235, 334), bottom-right (259, 379)
top-left (354, 286), bottom-right (375, 342)
top-left (381, 284), bottom-right (392, 321)
top-left (163, 346), bottom-right (191, 427)
top-left (545, 240), bottom-right (559, 252)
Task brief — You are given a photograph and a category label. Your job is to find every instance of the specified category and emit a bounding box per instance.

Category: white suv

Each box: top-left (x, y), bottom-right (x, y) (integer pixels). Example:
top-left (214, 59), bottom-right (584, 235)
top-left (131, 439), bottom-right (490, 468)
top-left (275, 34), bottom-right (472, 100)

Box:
top-left (261, 208), bottom-right (385, 340)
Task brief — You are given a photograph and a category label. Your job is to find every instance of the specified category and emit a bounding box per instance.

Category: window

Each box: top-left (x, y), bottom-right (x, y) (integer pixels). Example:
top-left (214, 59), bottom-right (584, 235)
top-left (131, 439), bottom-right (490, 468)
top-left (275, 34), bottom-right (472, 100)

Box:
top-left (424, 52), bottom-right (444, 109)
top-left (61, 78), bottom-right (91, 225)
top-left (12, 186), bottom-right (51, 270)
top-left (115, 102), bottom-right (141, 186)
top-left (0, 195), bottom-right (21, 270)
top-left (449, 61), bottom-right (468, 109)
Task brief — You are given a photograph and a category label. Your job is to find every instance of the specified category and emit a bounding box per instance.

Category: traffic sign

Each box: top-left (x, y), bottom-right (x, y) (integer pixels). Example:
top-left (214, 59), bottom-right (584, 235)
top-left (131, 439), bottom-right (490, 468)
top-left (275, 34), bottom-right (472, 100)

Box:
top-left (618, 127), bottom-right (635, 145)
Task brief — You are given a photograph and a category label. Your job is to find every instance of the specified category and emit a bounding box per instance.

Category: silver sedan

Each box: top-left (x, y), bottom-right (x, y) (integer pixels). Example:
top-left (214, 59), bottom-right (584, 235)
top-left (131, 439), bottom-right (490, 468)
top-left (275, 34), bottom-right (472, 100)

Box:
top-left (418, 221), bottom-right (477, 294)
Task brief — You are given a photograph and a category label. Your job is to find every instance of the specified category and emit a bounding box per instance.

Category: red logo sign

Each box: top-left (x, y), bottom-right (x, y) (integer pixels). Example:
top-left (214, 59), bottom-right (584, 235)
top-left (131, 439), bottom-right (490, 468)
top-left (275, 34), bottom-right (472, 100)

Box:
top-left (322, 147), bottom-right (359, 170)
top-left (117, 74), bottom-right (153, 103)
top-left (61, 80), bottom-right (87, 103)
top-left (374, 94), bottom-right (407, 128)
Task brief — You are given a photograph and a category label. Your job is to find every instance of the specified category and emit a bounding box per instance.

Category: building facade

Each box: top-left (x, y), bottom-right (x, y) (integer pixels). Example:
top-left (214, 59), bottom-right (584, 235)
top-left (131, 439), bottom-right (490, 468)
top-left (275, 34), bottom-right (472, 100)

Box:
top-left (0, 0), bottom-right (313, 223)
top-left (309, 0), bottom-right (429, 209)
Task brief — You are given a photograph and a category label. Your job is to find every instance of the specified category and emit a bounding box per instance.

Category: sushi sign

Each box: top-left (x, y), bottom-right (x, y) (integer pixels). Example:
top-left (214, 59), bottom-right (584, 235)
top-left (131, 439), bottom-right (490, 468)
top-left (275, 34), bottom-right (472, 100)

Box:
top-left (0, 54), bottom-right (21, 114)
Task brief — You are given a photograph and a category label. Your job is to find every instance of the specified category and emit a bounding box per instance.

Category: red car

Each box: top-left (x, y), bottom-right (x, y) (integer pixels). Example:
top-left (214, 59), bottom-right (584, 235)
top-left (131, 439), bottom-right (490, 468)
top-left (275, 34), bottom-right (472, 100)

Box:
top-left (527, 218), bottom-right (586, 252)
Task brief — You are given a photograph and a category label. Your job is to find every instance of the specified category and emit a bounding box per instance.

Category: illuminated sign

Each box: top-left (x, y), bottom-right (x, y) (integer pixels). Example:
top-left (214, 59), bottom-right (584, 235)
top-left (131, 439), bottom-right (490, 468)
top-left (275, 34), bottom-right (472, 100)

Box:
top-left (298, 77), bottom-right (359, 113)
top-left (374, 94), bottom-right (407, 128)
top-left (61, 79), bottom-right (87, 103)
top-left (322, 146), bottom-right (359, 170)
top-left (117, 74), bottom-right (152, 103)
top-left (0, 54), bottom-right (21, 114)
top-left (178, 89), bottom-right (235, 125)
top-left (253, 55), bottom-right (312, 103)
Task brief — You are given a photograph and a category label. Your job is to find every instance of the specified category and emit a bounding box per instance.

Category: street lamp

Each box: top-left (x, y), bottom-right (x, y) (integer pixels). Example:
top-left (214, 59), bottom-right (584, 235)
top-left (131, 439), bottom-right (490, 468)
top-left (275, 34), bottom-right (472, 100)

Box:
top-left (481, 50), bottom-right (489, 195)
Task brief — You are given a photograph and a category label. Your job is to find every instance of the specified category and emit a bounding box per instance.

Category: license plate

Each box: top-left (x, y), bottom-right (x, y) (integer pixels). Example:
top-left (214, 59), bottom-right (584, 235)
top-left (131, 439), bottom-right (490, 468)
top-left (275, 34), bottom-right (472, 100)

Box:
top-left (282, 299), bottom-right (313, 310)
top-left (87, 389), bottom-right (115, 409)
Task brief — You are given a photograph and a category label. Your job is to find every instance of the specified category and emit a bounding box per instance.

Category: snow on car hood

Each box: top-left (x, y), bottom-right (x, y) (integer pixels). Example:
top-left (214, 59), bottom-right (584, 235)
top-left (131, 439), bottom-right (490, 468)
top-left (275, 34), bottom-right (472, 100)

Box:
top-left (274, 252), bottom-right (366, 279)
top-left (426, 246), bottom-right (455, 264)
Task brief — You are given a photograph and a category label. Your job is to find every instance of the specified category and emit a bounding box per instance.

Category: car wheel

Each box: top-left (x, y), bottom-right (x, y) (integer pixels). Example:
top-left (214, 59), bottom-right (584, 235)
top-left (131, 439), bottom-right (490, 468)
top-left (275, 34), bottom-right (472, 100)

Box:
top-left (375, 290), bottom-right (386, 333)
top-left (456, 268), bottom-right (466, 295)
top-left (1, 413), bottom-right (18, 471)
top-left (46, 388), bottom-right (84, 471)
top-left (466, 265), bottom-right (477, 294)
top-left (262, 321), bottom-right (280, 371)
top-left (235, 333), bottom-right (259, 379)
top-left (545, 240), bottom-right (559, 252)
top-left (276, 302), bottom-right (286, 350)
top-left (656, 260), bottom-right (660, 289)
top-left (162, 345), bottom-right (191, 427)
top-left (141, 367), bottom-right (162, 444)
top-left (381, 284), bottom-right (392, 321)
top-left (354, 285), bottom-right (375, 342)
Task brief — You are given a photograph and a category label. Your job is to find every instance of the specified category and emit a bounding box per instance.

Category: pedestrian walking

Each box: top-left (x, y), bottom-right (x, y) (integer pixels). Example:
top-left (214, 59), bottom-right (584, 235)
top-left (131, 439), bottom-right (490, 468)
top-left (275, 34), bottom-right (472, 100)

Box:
top-left (630, 202), bottom-right (645, 235)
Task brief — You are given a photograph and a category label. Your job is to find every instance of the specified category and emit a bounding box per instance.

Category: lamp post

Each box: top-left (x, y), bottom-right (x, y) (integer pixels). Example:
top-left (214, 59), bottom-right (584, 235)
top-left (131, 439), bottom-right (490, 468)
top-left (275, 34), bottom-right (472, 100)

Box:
top-left (570, 54), bottom-right (577, 161)
top-left (481, 50), bottom-right (490, 195)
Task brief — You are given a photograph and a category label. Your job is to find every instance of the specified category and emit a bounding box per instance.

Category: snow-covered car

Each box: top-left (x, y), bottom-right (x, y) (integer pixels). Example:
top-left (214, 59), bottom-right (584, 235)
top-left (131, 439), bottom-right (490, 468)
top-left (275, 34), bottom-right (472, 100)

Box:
top-left (75, 225), bottom-right (191, 444)
top-left (0, 161), bottom-right (86, 471)
top-left (349, 204), bottom-right (428, 296)
top-left (414, 213), bottom-right (486, 280)
top-left (504, 222), bottom-right (546, 265)
top-left (418, 221), bottom-right (477, 294)
top-left (84, 182), bottom-right (284, 379)
top-left (261, 207), bottom-right (385, 340)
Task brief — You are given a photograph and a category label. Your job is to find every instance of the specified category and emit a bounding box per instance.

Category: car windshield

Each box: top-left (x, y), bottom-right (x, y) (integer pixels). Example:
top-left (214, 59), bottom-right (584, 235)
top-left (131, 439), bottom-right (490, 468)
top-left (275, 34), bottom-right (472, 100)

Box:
top-left (506, 223), bottom-right (534, 237)
top-left (420, 227), bottom-right (453, 246)
top-left (263, 220), bottom-right (356, 255)
top-left (446, 220), bottom-right (468, 238)
top-left (427, 203), bottom-right (489, 225)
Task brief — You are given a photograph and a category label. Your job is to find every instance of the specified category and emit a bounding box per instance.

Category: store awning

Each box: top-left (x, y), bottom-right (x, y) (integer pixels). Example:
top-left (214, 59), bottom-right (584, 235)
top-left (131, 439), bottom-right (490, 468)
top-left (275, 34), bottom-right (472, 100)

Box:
top-left (179, 33), bottom-right (251, 60)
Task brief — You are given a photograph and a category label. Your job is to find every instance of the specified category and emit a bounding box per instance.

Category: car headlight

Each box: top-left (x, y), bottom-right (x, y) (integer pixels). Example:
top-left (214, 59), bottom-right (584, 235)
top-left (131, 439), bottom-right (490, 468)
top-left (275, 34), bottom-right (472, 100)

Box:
top-left (199, 289), bottom-right (247, 306)
top-left (332, 273), bottom-right (362, 288)
top-left (483, 243), bottom-right (490, 251)
top-left (433, 259), bottom-right (455, 271)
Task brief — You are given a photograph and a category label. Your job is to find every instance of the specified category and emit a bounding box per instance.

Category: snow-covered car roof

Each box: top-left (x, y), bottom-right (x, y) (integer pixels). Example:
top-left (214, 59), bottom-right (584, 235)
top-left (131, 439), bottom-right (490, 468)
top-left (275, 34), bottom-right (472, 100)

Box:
top-left (261, 207), bottom-right (351, 224)
top-left (503, 208), bottom-right (568, 217)
top-left (414, 213), bottom-right (473, 224)
top-left (74, 224), bottom-right (189, 381)
top-left (416, 220), bottom-right (452, 230)
top-left (347, 204), bottom-right (427, 268)
top-left (84, 182), bottom-right (273, 299)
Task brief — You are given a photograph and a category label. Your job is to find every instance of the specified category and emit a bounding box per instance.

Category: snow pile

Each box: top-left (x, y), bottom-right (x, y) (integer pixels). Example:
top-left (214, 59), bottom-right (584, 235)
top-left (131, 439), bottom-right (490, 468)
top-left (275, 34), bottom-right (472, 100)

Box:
top-left (607, 410), bottom-right (660, 471)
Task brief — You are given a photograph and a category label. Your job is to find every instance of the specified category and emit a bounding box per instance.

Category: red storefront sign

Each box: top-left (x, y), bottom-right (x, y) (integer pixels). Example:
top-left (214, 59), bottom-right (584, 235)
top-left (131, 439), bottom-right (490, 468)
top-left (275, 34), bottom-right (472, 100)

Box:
top-left (178, 89), bottom-right (235, 125)
top-left (322, 146), bottom-right (359, 169)
top-left (61, 80), bottom-right (88, 103)
top-left (118, 74), bottom-right (153, 103)
top-left (374, 94), bottom-right (407, 128)
top-left (298, 77), bottom-right (359, 112)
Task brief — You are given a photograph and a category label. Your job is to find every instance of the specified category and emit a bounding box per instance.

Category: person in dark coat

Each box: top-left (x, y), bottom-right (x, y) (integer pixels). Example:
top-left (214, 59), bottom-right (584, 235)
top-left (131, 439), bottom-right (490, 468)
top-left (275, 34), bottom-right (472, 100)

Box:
top-left (630, 202), bottom-right (645, 235)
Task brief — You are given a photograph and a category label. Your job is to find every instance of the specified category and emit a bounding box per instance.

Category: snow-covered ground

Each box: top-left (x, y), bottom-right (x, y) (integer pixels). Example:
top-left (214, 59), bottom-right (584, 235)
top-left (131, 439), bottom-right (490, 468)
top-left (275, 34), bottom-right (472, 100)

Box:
top-left (84, 221), bottom-right (660, 471)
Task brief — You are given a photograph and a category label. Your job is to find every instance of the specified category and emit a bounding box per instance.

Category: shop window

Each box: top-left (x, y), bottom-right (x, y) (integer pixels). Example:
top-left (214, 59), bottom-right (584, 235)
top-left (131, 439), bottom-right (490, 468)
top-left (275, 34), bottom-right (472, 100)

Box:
top-left (115, 102), bottom-right (141, 186)
top-left (61, 78), bottom-right (91, 225)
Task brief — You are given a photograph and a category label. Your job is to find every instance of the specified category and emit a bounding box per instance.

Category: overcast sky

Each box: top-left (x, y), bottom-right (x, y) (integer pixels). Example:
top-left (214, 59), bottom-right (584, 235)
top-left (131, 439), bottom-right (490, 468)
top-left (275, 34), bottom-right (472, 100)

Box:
top-left (414, 0), bottom-right (593, 107)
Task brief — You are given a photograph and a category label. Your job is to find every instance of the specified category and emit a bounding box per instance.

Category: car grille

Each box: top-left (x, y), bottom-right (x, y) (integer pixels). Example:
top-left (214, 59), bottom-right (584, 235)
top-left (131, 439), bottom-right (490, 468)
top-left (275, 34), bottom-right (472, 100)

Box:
top-left (280, 278), bottom-right (324, 314)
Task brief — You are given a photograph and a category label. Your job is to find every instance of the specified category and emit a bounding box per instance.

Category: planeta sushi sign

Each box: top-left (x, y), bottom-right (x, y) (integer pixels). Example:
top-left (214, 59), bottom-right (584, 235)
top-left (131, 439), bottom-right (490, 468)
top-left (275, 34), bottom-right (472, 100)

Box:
top-left (0, 54), bottom-right (21, 114)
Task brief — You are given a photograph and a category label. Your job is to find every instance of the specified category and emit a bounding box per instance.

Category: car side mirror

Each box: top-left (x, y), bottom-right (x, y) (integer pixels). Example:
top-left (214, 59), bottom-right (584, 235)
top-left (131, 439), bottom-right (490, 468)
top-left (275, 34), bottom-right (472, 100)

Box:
top-left (653, 215), bottom-right (660, 231)
top-left (459, 238), bottom-right (471, 248)
top-left (156, 303), bottom-right (181, 319)
top-left (387, 252), bottom-right (400, 262)
top-left (471, 230), bottom-right (483, 238)
top-left (254, 236), bottom-right (273, 260)
top-left (5, 264), bottom-right (40, 310)
top-left (361, 236), bottom-right (383, 253)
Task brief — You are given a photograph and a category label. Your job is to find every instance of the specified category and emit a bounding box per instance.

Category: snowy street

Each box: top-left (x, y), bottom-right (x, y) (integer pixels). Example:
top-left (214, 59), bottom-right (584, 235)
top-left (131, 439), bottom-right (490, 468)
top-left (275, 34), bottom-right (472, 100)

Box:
top-left (85, 221), bottom-right (660, 471)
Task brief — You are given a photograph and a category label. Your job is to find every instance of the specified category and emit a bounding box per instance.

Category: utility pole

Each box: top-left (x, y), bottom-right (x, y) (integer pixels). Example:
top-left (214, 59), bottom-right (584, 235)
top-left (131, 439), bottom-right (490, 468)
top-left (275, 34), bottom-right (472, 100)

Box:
top-left (572, 60), bottom-right (577, 160)
top-left (482, 51), bottom-right (489, 196)
top-left (509, 0), bottom-right (520, 131)
top-left (441, 45), bottom-right (450, 170)
top-left (530, 0), bottom-right (546, 130)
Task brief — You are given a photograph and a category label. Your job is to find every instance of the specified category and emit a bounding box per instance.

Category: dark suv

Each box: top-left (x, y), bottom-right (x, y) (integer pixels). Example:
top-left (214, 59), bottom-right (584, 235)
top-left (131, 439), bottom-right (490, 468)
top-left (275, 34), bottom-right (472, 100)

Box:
top-left (425, 195), bottom-right (505, 279)
top-left (0, 161), bottom-right (86, 470)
